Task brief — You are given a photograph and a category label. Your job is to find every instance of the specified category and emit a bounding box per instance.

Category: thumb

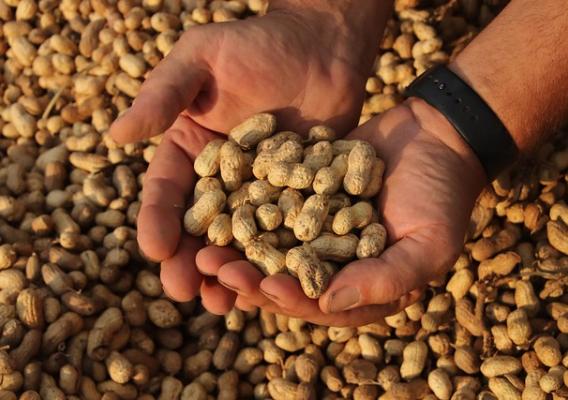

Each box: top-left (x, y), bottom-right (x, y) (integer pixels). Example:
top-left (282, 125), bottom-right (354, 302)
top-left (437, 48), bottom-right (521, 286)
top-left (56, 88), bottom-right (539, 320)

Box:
top-left (318, 227), bottom-right (458, 313)
top-left (109, 34), bottom-right (209, 144)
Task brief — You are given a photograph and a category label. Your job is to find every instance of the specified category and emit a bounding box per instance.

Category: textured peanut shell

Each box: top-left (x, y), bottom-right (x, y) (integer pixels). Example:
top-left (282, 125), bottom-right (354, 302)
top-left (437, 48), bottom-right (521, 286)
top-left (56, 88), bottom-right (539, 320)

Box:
top-left (400, 341), bottom-right (428, 380)
top-left (252, 140), bottom-right (303, 179)
top-left (328, 193), bottom-right (352, 214)
top-left (194, 177), bottom-right (222, 202)
top-left (332, 201), bottom-right (374, 235)
top-left (313, 154), bottom-right (348, 195)
top-left (332, 140), bottom-right (362, 155)
top-left (453, 346), bottom-right (480, 374)
top-left (427, 368), bottom-right (452, 400)
top-left (468, 204), bottom-right (495, 240)
top-left (229, 113), bottom-right (277, 150)
top-left (477, 251), bottom-right (521, 279)
top-left (147, 299), bottom-right (182, 328)
top-left (257, 131), bottom-right (302, 153)
top-left (445, 268), bottom-right (474, 300)
top-left (539, 366), bottom-right (564, 393)
top-left (275, 228), bottom-right (298, 249)
top-left (278, 188), bottom-right (304, 229)
top-left (16, 288), bottom-right (44, 329)
top-left (360, 158), bottom-right (385, 198)
top-left (455, 299), bottom-right (484, 337)
top-left (105, 351), bottom-right (133, 384)
top-left (293, 194), bottom-right (329, 241)
top-left (488, 377), bottom-right (521, 399)
top-left (69, 152), bottom-right (110, 173)
top-left (213, 332), bottom-right (239, 370)
top-left (357, 223), bottom-right (387, 259)
top-left (219, 141), bottom-right (246, 191)
top-left (232, 204), bottom-right (258, 244)
top-left (267, 162), bottom-right (315, 190)
top-left (245, 239), bottom-right (286, 275)
top-left (286, 244), bottom-right (331, 299)
top-left (514, 280), bottom-right (539, 317)
top-left (255, 204), bottom-right (282, 231)
top-left (258, 231), bottom-right (279, 248)
top-left (309, 232), bottom-right (358, 262)
top-left (227, 182), bottom-right (251, 211)
top-left (343, 142), bottom-right (376, 195)
top-left (471, 225), bottom-right (521, 261)
top-left (308, 125), bottom-right (336, 143)
top-left (480, 356), bottom-right (522, 377)
top-left (42, 312), bottom-right (84, 355)
top-left (184, 190), bottom-right (226, 236)
top-left (533, 336), bottom-right (561, 367)
top-left (550, 202), bottom-right (568, 224)
top-left (303, 141), bottom-right (333, 171)
top-left (547, 220), bottom-right (568, 255)
top-left (233, 347), bottom-right (263, 375)
top-left (506, 308), bottom-right (532, 346)
top-left (87, 307), bottom-right (124, 361)
top-left (248, 180), bottom-right (281, 206)
top-left (274, 331), bottom-right (311, 352)
top-left (207, 213), bottom-right (233, 246)
top-left (267, 378), bottom-right (298, 400)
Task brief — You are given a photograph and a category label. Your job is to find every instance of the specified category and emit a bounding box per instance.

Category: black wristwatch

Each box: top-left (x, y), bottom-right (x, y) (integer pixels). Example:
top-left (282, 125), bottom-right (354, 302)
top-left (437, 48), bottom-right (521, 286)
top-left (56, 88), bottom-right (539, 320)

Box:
top-left (404, 65), bottom-right (518, 181)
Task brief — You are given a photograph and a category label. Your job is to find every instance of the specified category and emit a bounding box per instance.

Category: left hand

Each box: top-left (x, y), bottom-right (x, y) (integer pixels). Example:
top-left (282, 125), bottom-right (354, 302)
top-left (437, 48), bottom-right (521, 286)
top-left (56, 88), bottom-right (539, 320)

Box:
top-left (201, 98), bottom-right (486, 326)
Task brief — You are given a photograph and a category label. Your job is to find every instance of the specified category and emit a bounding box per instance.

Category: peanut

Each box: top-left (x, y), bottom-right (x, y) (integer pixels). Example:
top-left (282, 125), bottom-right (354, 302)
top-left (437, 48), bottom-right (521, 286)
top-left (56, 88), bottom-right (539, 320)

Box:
top-left (293, 194), bottom-right (329, 241)
top-left (286, 244), bottom-right (333, 299)
top-left (344, 142), bottom-right (376, 195)
top-left (183, 190), bottom-right (226, 236)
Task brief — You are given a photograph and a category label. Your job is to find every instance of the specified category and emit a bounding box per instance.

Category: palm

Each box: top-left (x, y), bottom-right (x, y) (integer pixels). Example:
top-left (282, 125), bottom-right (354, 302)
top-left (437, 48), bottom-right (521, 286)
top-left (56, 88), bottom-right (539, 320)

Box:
top-left (210, 103), bottom-right (485, 326)
top-left (351, 105), bottom-right (482, 284)
top-left (111, 13), bottom-right (368, 144)
top-left (186, 15), bottom-right (366, 134)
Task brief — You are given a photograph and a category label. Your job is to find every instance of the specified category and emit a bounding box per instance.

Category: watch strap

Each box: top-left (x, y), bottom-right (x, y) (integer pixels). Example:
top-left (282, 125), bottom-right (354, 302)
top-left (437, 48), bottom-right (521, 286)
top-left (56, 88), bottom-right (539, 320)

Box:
top-left (405, 65), bottom-right (518, 181)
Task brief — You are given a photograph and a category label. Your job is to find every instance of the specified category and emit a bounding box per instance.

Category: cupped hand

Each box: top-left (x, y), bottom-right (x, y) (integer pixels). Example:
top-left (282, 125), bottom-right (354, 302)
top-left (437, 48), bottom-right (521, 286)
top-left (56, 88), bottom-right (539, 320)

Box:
top-left (213, 99), bottom-right (487, 325)
top-left (109, 8), bottom-right (380, 314)
top-left (110, 8), bottom-right (372, 143)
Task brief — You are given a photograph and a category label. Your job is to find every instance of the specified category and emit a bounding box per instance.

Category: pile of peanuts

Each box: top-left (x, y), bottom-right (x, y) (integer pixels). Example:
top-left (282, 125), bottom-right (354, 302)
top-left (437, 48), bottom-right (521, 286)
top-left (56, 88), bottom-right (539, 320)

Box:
top-left (185, 113), bottom-right (386, 298)
top-left (1, 0), bottom-right (568, 399)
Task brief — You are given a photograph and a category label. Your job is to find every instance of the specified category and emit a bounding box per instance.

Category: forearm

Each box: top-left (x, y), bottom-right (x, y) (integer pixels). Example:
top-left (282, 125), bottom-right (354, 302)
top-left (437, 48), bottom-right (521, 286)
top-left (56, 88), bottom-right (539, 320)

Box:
top-left (269, 0), bottom-right (393, 77)
top-left (450, 0), bottom-right (568, 154)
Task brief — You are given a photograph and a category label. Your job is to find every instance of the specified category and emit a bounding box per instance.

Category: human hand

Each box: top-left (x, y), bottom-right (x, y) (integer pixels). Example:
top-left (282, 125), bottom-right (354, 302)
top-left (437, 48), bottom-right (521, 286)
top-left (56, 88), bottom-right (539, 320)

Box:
top-left (108, 3), bottom-right (389, 313)
top-left (209, 98), bottom-right (487, 325)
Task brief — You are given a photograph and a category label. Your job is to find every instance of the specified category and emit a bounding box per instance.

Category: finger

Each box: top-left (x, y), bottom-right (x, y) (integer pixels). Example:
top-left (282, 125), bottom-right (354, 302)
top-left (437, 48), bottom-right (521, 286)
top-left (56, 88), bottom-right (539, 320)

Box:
top-left (259, 274), bottom-right (421, 327)
top-left (217, 260), bottom-right (264, 294)
top-left (160, 235), bottom-right (203, 302)
top-left (217, 260), bottom-right (273, 308)
top-left (196, 246), bottom-right (244, 276)
top-left (200, 277), bottom-right (237, 315)
top-left (137, 117), bottom-right (218, 261)
top-left (259, 274), bottom-right (324, 319)
top-left (109, 34), bottom-right (209, 144)
top-left (319, 229), bottom-right (456, 314)
top-left (234, 296), bottom-right (257, 312)
top-left (318, 289), bottom-right (424, 327)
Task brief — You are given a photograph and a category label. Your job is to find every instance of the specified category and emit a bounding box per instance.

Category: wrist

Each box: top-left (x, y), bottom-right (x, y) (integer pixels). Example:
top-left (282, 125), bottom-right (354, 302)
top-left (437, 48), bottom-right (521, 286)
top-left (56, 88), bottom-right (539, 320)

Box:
top-left (268, 0), bottom-right (392, 78)
top-left (406, 97), bottom-right (487, 192)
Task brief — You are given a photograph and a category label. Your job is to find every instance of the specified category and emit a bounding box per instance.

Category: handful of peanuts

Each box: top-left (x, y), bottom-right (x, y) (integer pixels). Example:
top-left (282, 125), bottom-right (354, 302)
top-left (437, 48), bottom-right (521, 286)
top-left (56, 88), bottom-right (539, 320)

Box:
top-left (184, 113), bottom-right (387, 298)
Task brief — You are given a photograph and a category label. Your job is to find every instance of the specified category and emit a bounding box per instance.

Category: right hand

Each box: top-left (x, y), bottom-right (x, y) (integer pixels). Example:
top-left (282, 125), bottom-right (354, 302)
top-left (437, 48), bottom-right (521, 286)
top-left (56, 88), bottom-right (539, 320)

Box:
top-left (212, 99), bottom-right (486, 326)
top-left (109, 5), bottom-right (386, 313)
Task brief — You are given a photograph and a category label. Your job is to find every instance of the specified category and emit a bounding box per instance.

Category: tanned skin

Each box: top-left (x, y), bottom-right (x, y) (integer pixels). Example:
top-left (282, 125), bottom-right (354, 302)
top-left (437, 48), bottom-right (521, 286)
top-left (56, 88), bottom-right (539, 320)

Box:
top-left (110, 0), bottom-right (568, 326)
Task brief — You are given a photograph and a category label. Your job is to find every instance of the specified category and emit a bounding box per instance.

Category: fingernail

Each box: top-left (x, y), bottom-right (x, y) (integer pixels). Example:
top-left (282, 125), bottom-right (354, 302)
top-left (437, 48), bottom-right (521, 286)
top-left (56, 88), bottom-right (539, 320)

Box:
top-left (218, 279), bottom-right (242, 294)
top-left (259, 288), bottom-right (281, 303)
top-left (328, 287), bottom-right (360, 313)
